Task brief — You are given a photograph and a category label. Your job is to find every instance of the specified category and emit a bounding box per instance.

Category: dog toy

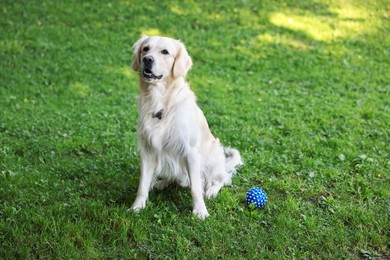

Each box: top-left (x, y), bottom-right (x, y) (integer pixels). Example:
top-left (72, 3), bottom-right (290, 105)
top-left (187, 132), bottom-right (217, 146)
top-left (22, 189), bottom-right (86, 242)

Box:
top-left (246, 187), bottom-right (267, 208)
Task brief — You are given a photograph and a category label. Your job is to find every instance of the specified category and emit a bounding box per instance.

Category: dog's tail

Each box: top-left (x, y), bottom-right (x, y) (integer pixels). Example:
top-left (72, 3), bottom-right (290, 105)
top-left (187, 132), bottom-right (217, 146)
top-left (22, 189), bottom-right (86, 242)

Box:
top-left (224, 147), bottom-right (243, 175)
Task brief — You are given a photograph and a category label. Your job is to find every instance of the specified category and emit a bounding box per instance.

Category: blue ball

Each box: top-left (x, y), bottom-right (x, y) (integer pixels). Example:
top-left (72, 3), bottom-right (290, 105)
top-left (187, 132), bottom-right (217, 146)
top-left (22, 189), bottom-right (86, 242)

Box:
top-left (246, 187), bottom-right (267, 208)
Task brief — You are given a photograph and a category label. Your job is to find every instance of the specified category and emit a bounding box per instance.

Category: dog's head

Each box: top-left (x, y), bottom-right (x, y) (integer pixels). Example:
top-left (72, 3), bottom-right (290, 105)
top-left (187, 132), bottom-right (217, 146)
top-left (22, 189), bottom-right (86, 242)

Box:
top-left (131, 36), bottom-right (192, 83)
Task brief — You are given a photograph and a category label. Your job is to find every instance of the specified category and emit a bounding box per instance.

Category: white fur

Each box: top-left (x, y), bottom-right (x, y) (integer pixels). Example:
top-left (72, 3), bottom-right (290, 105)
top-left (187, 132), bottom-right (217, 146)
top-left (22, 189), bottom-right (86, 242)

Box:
top-left (131, 36), bottom-right (243, 219)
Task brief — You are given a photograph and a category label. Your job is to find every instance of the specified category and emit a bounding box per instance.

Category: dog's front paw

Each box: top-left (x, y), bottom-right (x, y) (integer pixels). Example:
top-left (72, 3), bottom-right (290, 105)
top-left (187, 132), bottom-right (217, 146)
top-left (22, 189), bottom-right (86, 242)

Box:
top-left (131, 197), bottom-right (147, 212)
top-left (192, 205), bottom-right (209, 220)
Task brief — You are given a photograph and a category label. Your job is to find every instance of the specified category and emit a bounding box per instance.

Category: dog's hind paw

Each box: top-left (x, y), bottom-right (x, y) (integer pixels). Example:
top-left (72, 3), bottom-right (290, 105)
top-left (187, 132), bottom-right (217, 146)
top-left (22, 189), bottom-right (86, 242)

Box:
top-left (154, 180), bottom-right (171, 190)
top-left (205, 185), bottom-right (222, 199)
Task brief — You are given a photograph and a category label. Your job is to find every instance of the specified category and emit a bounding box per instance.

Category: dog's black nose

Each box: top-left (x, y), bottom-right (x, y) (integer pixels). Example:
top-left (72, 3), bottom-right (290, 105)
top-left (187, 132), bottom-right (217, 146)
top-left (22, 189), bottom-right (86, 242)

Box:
top-left (143, 56), bottom-right (154, 64)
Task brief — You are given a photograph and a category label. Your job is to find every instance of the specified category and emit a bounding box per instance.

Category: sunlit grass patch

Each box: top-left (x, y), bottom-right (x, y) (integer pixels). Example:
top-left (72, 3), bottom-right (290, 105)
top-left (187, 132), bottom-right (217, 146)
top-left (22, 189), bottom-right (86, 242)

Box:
top-left (269, 12), bottom-right (335, 41)
top-left (69, 82), bottom-right (91, 98)
top-left (140, 28), bottom-right (163, 36)
top-left (256, 32), bottom-right (313, 50)
top-left (269, 2), bottom-right (379, 42)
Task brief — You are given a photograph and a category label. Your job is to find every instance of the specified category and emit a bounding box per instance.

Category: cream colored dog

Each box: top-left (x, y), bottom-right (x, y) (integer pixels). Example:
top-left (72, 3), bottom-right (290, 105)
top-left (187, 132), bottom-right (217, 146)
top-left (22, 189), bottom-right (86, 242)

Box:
top-left (131, 36), bottom-right (242, 219)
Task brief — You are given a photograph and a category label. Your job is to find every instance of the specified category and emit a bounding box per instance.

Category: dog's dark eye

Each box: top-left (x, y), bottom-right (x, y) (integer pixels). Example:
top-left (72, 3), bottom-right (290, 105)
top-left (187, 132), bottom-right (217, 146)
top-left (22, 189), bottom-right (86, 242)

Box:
top-left (161, 49), bottom-right (169, 55)
top-left (143, 46), bottom-right (149, 52)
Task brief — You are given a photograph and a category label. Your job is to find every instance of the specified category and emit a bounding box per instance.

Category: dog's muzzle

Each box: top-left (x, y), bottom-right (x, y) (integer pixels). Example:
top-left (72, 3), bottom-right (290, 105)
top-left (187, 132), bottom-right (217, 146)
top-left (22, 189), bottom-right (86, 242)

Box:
top-left (142, 56), bottom-right (163, 81)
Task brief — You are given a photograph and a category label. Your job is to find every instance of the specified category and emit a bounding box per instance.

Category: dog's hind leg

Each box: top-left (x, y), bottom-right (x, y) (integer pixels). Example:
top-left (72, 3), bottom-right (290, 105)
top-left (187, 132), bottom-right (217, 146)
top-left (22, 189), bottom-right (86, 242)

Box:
top-left (187, 150), bottom-right (209, 220)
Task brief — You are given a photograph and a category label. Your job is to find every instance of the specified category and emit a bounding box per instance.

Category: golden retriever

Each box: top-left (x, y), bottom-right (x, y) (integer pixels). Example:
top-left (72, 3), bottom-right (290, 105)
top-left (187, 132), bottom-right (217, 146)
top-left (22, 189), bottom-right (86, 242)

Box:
top-left (130, 36), bottom-right (242, 219)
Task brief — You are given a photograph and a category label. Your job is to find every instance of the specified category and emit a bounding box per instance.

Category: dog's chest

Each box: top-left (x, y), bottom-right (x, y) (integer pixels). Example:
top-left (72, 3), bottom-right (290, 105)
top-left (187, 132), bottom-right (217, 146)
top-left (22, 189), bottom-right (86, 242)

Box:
top-left (137, 85), bottom-right (194, 152)
top-left (139, 110), bottom-right (183, 152)
top-left (138, 98), bottom-right (183, 150)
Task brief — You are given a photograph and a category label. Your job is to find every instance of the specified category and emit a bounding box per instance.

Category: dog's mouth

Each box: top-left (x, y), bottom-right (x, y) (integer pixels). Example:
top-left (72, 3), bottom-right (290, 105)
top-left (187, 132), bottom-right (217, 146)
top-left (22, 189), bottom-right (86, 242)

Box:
top-left (142, 69), bottom-right (163, 81)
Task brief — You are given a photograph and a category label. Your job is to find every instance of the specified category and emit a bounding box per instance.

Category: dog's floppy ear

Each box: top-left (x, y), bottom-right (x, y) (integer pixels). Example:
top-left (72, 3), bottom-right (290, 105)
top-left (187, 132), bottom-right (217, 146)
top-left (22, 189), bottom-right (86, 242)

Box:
top-left (173, 41), bottom-right (193, 78)
top-left (131, 36), bottom-right (149, 71)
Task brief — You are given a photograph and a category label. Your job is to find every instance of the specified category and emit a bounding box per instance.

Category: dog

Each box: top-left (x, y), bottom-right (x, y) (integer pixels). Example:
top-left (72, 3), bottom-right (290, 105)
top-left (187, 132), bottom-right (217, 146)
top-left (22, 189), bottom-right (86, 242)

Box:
top-left (130, 36), bottom-right (242, 219)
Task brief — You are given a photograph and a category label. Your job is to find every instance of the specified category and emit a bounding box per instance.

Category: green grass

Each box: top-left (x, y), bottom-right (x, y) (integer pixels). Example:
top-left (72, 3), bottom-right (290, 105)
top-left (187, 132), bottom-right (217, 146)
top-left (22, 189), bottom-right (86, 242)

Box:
top-left (1, 0), bottom-right (389, 258)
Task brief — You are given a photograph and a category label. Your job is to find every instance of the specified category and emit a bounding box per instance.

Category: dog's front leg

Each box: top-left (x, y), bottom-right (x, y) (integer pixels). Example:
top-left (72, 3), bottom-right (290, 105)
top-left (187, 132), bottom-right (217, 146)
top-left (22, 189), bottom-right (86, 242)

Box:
top-left (187, 151), bottom-right (209, 220)
top-left (131, 153), bottom-right (155, 212)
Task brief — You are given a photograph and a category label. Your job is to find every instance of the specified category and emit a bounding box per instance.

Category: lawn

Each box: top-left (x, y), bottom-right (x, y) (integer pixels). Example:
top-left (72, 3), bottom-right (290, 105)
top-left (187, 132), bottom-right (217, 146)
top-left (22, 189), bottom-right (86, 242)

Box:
top-left (1, 0), bottom-right (389, 258)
